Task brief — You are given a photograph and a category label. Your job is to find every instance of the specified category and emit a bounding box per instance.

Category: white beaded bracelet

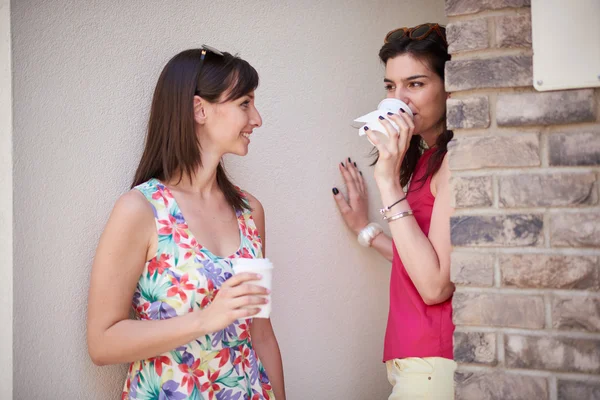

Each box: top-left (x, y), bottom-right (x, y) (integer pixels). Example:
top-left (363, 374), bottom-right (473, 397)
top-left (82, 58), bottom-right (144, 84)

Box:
top-left (357, 222), bottom-right (384, 247)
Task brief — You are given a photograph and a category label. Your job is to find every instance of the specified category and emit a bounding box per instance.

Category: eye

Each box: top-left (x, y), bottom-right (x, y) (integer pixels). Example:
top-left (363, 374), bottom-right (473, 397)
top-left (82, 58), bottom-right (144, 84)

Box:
top-left (409, 81), bottom-right (424, 88)
top-left (384, 84), bottom-right (395, 92)
top-left (241, 100), bottom-right (250, 107)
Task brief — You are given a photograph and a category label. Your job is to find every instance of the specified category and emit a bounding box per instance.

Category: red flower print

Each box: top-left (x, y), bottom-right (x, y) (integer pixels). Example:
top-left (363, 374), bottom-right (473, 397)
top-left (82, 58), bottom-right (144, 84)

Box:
top-left (200, 370), bottom-right (222, 400)
top-left (148, 254), bottom-right (171, 276)
top-left (180, 238), bottom-right (202, 260)
top-left (167, 274), bottom-right (195, 302)
top-left (239, 248), bottom-right (252, 259)
top-left (240, 221), bottom-right (248, 237)
top-left (179, 359), bottom-right (204, 395)
top-left (135, 302), bottom-right (151, 320)
top-left (152, 186), bottom-right (172, 207)
top-left (157, 214), bottom-right (189, 243)
top-left (215, 348), bottom-right (231, 368)
top-left (149, 355), bottom-right (171, 376)
top-left (197, 279), bottom-right (219, 308)
top-left (261, 382), bottom-right (273, 399)
top-left (237, 323), bottom-right (250, 341)
top-left (233, 347), bottom-right (251, 370)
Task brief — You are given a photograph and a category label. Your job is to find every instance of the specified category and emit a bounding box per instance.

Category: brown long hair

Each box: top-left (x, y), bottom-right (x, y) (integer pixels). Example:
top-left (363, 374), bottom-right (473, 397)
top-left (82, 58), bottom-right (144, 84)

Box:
top-left (377, 25), bottom-right (453, 189)
top-left (131, 49), bottom-right (259, 211)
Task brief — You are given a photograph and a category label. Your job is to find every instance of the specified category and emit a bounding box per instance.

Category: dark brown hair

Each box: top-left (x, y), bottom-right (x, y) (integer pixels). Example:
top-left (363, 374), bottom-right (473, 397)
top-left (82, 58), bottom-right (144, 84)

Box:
top-left (131, 49), bottom-right (259, 211)
top-left (377, 25), bottom-right (453, 189)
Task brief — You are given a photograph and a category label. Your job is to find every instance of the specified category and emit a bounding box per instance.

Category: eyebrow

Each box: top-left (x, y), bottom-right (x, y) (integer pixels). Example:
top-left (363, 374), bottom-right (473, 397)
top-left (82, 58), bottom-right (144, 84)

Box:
top-left (384, 75), bottom-right (429, 83)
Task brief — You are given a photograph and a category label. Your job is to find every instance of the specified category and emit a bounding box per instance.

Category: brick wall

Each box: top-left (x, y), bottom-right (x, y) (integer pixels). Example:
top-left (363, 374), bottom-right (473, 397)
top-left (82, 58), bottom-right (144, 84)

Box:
top-left (445, 1), bottom-right (600, 399)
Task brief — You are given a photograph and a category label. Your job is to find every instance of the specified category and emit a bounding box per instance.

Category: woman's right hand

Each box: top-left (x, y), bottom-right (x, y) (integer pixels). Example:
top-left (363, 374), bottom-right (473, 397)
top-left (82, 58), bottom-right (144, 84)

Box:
top-left (332, 158), bottom-right (370, 235)
top-left (198, 272), bottom-right (269, 334)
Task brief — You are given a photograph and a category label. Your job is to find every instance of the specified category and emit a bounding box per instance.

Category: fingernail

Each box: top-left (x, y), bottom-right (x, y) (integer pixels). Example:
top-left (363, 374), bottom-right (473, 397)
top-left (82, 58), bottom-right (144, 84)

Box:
top-left (353, 162), bottom-right (357, 167)
top-left (400, 108), bottom-right (405, 113)
top-left (364, 126), bottom-right (369, 131)
top-left (341, 162), bottom-right (345, 167)
top-left (387, 112), bottom-right (393, 116)
top-left (332, 187), bottom-right (339, 195)
top-left (360, 171), bottom-right (363, 176)
top-left (348, 157), bottom-right (352, 163)
top-left (256, 274), bottom-right (262, 279)
top-left (265, 289), bottom-right (271, 295)
top-left (378, 115), bottom-right (385, 120)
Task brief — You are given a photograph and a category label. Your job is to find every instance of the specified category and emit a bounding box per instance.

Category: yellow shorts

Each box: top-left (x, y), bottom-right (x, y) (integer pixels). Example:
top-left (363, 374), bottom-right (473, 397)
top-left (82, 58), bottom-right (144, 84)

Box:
top-left (386, 357), bottom-right (457, 400)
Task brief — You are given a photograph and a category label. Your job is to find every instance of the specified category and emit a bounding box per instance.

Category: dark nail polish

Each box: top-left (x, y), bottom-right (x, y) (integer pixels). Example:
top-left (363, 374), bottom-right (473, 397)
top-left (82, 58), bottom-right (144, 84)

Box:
top-left (387, 112), bottom-right (393, 116)
top-left (332, 188), bottom-right (339, 195)
top-left (378, 115), bottom-right (385, 120)
top-left (364, 126), bottom-right (369, 131)
top-left (353, 162), bottom-right (357, 167)
top-left (360, 171), bottom-right (363, 176)
top-left (400, 108), bottom-right (406, 113)
top-left (348, 157), bottom-right (352, 163)
top-left (341, 162), bottom-right (345, 167)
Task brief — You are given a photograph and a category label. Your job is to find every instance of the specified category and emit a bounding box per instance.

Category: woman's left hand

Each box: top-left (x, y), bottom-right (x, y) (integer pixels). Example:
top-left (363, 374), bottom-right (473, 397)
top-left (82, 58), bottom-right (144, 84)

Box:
top-left (366, 111), bottom-right (415, 189)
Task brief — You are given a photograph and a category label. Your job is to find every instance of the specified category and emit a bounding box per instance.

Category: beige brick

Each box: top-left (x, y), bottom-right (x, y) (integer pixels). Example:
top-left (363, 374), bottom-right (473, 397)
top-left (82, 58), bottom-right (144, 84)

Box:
top-left (451, 175), bottom-right (493, 208)
top-left (551, 212), bottom-right (600, 248)
top-left (451, 214), bottom-right (543, 247)
top-left (446, 0), bottom-right (531, 17)
top-left (447, 19), bottom-right (489, 53)
top-left (451, 252), bottom-right (495, 287)
top-left (445, 56), bottom-right (532, 91)
top-left (448, 134), bottom-right (540, 170)
top-left (500, 254), bottom-right (600, 290)
top-left (549, 132), bottom-right (600, 166)
top-left (454, 331), bottom-right (497, 365)
top-left (496, 13), bottom-right (532, 48)
top-left (499, 172), bottom-right (597, 207)
top-left (453, 292), bottom-right (545, 328)
top-left (558, 379), bottom-right (600, 400)
top-left (552, 295), bottom-right (600, 333)
top-left (497, 90), bottom-right (596, 127)
top-left (505, 334), bottom-right (600, 373)
top-left (455, 370), bottom-right (548, 400)
top-left (447, 97), bottom-right (491, 129)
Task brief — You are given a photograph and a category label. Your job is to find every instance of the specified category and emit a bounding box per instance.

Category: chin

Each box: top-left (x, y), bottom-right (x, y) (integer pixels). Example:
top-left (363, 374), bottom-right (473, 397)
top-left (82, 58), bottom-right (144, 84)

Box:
top-left (230, 147), bottom-right (249, 157)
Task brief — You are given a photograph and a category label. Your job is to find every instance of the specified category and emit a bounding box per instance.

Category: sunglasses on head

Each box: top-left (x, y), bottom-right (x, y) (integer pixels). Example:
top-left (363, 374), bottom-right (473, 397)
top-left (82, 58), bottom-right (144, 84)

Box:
top-left (199, 44), bottom-right (224, 72)
top-left (384, 23), bottom-right (447, 47)
top-left (195, 44), bottom-right (224, 95)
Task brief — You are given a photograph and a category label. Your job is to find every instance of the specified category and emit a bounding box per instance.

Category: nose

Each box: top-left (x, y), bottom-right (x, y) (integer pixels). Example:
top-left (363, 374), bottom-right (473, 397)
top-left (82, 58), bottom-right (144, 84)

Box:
top-left (394, 87), bottom-right (411, 106)
top-left (250, 106), bottom-right (262, 128)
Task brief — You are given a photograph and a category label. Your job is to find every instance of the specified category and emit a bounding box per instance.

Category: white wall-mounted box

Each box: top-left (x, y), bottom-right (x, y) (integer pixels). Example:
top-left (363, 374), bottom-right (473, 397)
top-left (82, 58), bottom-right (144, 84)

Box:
top-left (531, 0), bottom-right (600, 91)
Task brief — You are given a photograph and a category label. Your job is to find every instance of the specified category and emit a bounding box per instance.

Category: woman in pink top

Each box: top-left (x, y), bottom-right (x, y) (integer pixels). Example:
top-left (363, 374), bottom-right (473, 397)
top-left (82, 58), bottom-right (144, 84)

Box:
top-left (332, 24), bottom-right (456, 399)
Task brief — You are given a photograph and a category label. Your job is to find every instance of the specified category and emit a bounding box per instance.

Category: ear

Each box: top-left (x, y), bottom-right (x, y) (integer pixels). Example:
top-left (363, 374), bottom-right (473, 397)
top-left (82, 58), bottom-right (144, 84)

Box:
top-left (193, 95), bottom-right (208, 125)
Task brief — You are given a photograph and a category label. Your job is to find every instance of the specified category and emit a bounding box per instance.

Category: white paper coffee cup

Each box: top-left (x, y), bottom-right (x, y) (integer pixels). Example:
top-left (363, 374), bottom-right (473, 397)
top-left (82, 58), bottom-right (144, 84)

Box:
top-left (231, 258), bottom-right (273, 319)
top-left (354, 98), bottom-right (414, 145)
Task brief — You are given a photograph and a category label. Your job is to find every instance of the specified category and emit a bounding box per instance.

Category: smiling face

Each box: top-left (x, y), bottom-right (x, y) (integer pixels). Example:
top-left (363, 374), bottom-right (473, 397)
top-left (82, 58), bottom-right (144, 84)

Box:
top-left (383, 53), bottom-right (447, 143)
top-left (196, 90), bottom-right (262, 157)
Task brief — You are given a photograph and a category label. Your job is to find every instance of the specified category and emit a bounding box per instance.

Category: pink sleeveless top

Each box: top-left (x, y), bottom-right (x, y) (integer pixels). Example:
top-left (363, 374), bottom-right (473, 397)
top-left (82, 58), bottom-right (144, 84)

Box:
top-left (383, 148), bottom-right (454, 362)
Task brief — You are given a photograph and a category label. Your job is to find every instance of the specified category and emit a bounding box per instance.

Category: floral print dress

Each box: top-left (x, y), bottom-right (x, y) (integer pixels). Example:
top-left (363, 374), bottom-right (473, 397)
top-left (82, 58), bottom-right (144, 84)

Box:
top-left (122, 178), bottom-right (274, 400)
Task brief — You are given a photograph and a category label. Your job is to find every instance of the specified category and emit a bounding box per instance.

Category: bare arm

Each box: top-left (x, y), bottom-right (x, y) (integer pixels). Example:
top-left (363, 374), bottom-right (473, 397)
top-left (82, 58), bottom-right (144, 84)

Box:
top-left (333, 159), bottom-right (394, 262)
top-left (366, 111), bottom-right (454, 306)
top-left (86, 191), bottom-right (267, 366)
top-left (379, 155), bottom-right (454, 305)
top-left (246, 193), bottom-right (286, 399)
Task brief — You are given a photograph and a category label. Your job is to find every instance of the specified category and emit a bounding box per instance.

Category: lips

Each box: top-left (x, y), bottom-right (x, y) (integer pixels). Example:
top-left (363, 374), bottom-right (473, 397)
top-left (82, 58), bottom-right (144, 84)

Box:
top-left (241, 132), bottom-right (251, 139)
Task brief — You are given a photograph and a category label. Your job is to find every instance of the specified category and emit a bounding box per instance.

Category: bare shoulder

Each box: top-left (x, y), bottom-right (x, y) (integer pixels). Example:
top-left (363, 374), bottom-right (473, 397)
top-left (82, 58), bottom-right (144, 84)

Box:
top-left (112, 190), bottom-right (155, 222)
top-left (431, 152), bottom-right (451, 196)
top-left (105, 190), bottom-right (156, 239)
top-left (243, 191), bottom-right (264, 216)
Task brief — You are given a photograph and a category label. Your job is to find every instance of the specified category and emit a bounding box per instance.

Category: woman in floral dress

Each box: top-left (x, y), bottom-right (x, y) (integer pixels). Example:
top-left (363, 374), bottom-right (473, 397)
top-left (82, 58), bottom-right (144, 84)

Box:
top-left (87, 46), bottom-right (286, 400)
